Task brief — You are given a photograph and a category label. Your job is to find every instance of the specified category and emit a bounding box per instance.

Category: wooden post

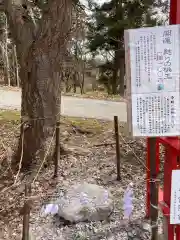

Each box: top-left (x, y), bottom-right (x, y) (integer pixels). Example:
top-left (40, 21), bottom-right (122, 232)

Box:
top-left (149, 137), bottom-right (158, 240)
top-left (54, 120), bottom-right (60, 178)
top-left (114, 116), bottom-right (121, 181)
top-left (22, 184), bottom-right (31, 240)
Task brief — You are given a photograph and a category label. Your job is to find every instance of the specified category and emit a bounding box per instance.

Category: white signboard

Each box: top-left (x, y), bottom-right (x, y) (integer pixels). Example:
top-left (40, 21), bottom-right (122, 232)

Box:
top-left (125, 25), bottom-right (180, 136)
top-left (170, 170), bottom-right (180, 224)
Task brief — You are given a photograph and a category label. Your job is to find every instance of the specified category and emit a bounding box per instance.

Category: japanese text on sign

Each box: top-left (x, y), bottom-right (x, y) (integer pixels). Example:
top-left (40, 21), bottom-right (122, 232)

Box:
top-left (170, 170), bottom-right (180, 224)
top-left (125, 25), bottom-right (180, 136)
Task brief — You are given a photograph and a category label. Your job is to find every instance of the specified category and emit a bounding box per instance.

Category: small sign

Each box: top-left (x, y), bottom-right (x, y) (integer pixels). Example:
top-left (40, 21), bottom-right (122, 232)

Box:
top-left (170, 170), bottom-right (180, 224)
top-left (124, 25), bottom-right (180, 137)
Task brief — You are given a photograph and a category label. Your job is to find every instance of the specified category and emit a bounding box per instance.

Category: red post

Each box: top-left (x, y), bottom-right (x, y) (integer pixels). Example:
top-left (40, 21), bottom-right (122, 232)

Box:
top-left (146, 138), bottom-right (159, 219)
top-left (169, 0), bottom-right (180, 24)
top-left (163, 147), bottom-right (177, 240)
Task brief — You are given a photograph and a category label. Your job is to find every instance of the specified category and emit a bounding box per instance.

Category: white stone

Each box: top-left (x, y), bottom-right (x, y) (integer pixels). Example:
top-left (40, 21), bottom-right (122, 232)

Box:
top-left (55, 183), bottom-right (113, 223)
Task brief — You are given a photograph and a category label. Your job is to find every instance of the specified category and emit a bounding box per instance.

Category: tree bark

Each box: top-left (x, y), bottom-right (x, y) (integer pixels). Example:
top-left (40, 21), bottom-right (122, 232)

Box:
top-left (4, 14), bottom-right (11, 86)
top-left (73, 72), bottom-right (77, 93)
top-left (80, 72), bottom-right (85, 94)
top-left (13, 44), bottom-right (20, 87)
top-left (119, 57), bottom-right (125, 96)
top-left (4, 0), bottom-right (73, 169)
top-left (112, 51), bottom-right (118, 94)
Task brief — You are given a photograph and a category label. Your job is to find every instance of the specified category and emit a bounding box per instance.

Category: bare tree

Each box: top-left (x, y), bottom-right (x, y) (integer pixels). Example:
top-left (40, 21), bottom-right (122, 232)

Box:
top-left (61, 5), bottom-right (87, 94)
top-left (3, 13), bottom-right (10, 86)
top-left (0, 12), bottom-right (11, 85)
top-left (0, 0), bottom-right (74, 169)
top-left (12, 44), bottom-right (20, 87)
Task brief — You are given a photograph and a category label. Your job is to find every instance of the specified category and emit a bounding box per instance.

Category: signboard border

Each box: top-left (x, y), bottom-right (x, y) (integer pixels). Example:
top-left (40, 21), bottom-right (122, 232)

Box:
top-left (124, 30), bottom-right (133, 137)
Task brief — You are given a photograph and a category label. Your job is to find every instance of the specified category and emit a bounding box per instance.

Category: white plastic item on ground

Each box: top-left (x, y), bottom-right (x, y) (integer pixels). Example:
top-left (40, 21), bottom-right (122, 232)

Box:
top-left (41, 203), bottom-right (59, 216)
top-left (55, 182), bottom-right (113, 223)
top-left (123, 182), bottom-right (133, 219)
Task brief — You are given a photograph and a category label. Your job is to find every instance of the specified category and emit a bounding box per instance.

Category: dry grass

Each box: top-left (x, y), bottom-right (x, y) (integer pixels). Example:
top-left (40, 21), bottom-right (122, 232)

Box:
top-left (0, 110), bottom-right (20, 122)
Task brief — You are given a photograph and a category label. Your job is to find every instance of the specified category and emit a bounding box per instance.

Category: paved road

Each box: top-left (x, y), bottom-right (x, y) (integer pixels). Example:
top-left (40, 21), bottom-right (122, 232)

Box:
top-left (0, 89), bottom-right (127, 121)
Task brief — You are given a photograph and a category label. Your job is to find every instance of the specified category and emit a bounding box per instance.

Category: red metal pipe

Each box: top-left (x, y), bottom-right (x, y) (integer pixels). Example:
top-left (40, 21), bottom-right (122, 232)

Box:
top-left (169, 0), bottom-right (177, 24)
top-left (163, 147), bottom-right (178, 240)
top-left (145, 138), bottom-right (159, 219)
top-left (170, 0), bottom-right (180, 24)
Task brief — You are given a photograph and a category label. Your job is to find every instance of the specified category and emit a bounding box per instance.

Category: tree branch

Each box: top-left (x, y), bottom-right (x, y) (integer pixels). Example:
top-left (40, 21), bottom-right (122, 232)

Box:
top-left (4, 0), bottom-right (35, 64)
top-left (4, 0), bottom-right (74, 68)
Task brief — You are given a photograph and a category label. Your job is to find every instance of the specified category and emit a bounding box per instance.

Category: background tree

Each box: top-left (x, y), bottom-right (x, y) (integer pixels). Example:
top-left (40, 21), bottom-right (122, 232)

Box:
top-left (62, 4), bottom-right (88, 94)
top-left (0, 12), bottom-right (19, 86)
top-left (87, 0), bottom-right (168, 95)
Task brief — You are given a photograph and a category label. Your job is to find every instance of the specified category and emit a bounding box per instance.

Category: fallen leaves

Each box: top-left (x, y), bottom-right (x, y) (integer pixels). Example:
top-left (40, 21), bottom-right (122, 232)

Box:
top-left (0, 110), bottom-right (151, 240)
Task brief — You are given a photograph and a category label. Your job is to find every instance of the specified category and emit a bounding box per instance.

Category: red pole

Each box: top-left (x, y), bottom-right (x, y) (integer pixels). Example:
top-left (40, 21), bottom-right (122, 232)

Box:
top-left (146, 138), bottom-right (159, 219)
top-left (169, 0), bottom-right (180, 24)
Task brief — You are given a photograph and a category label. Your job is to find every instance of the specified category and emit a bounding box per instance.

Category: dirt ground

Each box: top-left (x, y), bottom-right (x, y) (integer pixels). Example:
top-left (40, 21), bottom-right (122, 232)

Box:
top-left (0, 110), bottom-right (159, 240)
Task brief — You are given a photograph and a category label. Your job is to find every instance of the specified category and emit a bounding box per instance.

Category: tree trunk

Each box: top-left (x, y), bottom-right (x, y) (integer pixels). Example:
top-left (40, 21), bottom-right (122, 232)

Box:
top-left (80, 72), bottom-right (85, 94)
top-left (112, 50), bottom-right (119, 95)
top-left (4, 0), bottom-right (73, 169)
top-left (13, 44), bottom-right (20, 87)
top-left (73, 72), bottom-right (77, 93)
top-left (119, 57), bottom-right (125, 96)
top-left (4, 15), bottom-right (11, 86)
top-left (18, 62), bottom-right (62, 169)
top-left (112, 69), bottom-right (118, 94)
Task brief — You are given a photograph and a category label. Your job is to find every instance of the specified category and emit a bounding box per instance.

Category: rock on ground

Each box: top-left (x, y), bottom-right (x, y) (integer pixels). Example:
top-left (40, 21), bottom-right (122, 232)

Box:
top-left (55, 182), bottom-right (113, 223)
